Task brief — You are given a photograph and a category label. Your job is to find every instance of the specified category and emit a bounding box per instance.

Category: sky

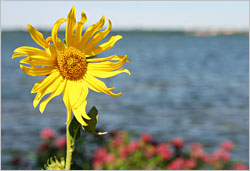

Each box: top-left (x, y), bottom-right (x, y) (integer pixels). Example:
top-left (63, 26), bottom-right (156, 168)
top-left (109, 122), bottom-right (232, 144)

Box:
top-left (1, 1), bottom-right (249, 31)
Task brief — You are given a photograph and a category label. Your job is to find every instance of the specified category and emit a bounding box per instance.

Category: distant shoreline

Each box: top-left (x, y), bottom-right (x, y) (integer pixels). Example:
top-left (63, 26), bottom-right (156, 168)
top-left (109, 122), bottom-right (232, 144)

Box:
top-left (2, 29), bottom-right (248, 36)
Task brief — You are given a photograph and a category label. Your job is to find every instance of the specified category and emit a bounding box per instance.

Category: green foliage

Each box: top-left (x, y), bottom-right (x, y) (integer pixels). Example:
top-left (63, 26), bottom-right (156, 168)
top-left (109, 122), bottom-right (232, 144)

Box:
top-left (69, 106), bottom-right (107, 137)
top-left (82, 106), bottom-right (107, 135)
top-left (69, 116), bottom-right (81, 141)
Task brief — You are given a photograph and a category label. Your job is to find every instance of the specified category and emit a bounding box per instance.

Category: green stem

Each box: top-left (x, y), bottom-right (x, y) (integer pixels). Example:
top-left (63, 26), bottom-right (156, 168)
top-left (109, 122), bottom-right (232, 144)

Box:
top-left (65, 123), bottom-right (73, 170)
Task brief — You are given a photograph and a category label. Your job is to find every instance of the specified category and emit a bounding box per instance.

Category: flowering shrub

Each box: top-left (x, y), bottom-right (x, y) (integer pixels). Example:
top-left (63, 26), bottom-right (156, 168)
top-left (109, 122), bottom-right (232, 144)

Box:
top-left (40, 128), bottom-right (56, 140)
top-left (92, 131), bottom-right (248, 170)
top-left (11, 128), bottom-right (247, 170)
top-left (35, 127), bottom-right (106, 170)
top-left (36, 128), bottom-right (66, 168)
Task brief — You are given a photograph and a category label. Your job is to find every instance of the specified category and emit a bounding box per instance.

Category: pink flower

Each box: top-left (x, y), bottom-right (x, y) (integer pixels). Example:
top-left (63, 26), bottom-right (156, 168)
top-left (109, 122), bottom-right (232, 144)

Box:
top-left (127, 141), bottom-right (139, 154)
top-left (40, 128), bottom-right (55, 139)
top-left (119, 146), bottom-right (129, 159)
top-left (141, 133), bottom-right (152, 143)
top-left (161, 151), bottom-right (172, 160)
top-left (156, 143), bottom-right (168, 153)
top-left (93, 147), bottom-right (108, 168)
top-left (93, 160), bottom-right (103, 169)
top-left (144, 167), bottom-right (153, 170)
top-left (191, 143), bottom-right (204, 159)
top-left (56, 137), bottom-right (66, 148)
top-left (220, 141), bottom-right (234, 151)
top-left (233, 163), bottom-right (248, 170)
top-left (168, 164), bottom-right (180, 170)
top-left (213, 149), bottom-right (230, 161)
top-left (105, 153), bottom-right (115, 163)
top-left (145, 146), bottom-right (156, 158)
top-left (37, 143), bottom-right (49, 153)
top-left (184, 159), bottom-right (196, 169)
top-left (168, 158), bottom-right (185, 170)
top-left (201, 153), bottom-right (213, 164)
top-left (171, 137), bottom-right (184, 148)
top-left (156, 143), bottom-right (172, 160)
top-left (191, 142), bottom-right (203, 151)
top-left (93, 147), bottom-right (107, 161)
top-left (191, 145), bottom-right (213, 164)
top-left (112, 137), bottom-right (123, 147)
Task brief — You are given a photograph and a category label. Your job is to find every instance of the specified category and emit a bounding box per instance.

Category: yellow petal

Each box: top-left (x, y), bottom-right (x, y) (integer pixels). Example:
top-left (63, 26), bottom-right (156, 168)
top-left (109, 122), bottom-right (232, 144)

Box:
top-left (45, 37), bottom-right (57, 61)
top-left (65, 6), bottom-right (76, 47)
top-left (87, 55), bottom-right (130, 62)
top-left (27, 24), bottom-right (46, 48)
top-left (63, 81), bottom-right (71, 121)
top-left (66, 80), bottom-right (88, 109)
top-left (84, 19), bottom-right (112, 52)
top-left (33, 92), bottom-right (43, 109)
top-left (45, 36), bottom-right (53, 48)
top-left (85, 35), bottom-right (122, 56)
top-left (31, 71), bottom-right (60, 93)
top-left (20, 65), bottom-right (56, 76)
top-left (20, 56), bottom-right (56, 66)
top-left (33, 72), bottom-right (62, 108)
top-left (84, 74), bottom-right (121, 97)
top-left (73, 11), bottom-right (87, 47)
top-left (63, 80), bottom-right (88, 126)
top-left (73, 107), bottom-right (88, 126)
top-left (39, 79), bottom-right (66, 113)
top-left (68, 80), bottom-right (82, 106)
top-left (78, 16), bottom-right (105, 50)
top-left (12, 53), bottom-right (25, 58)
top-left (52, 18), bottom-right (67, 51)
top-left (13, 46), bottom-right (47, 58)
top-left (87, 55), bottom-right (128, 72)
top-left (46, 45), bottom-right (57, 61)
top-left (71, 82), bottom-right (89, 109)
top-left (87, 68), bottom-right (130, 78)
top-left (72, 100), bottom-right (91, 123)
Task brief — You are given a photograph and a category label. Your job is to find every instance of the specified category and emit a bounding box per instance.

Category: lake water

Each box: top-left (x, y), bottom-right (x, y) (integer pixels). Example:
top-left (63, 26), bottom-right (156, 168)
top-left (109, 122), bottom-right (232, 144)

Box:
top-left (1, 31), bottom-right (249, 169)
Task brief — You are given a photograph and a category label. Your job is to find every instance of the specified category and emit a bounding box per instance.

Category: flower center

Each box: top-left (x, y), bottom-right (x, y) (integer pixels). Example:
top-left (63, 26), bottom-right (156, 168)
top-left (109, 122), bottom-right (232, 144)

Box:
top-left (57, 47), bottom-right (87, 80)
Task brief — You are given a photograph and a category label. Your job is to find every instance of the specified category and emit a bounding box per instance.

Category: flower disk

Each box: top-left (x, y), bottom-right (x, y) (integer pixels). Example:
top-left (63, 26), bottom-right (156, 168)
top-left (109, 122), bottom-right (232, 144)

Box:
top-left (57, 47), bottom-right (87, 80)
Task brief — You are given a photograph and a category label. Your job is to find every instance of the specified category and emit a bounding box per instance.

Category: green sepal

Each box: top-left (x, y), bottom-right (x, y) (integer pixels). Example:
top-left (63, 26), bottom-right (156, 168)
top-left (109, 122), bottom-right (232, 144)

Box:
top-left (86, 55), bottom-right (98, 59)
top-left (82, 106), bottom-right (107, 135)
top-left (43, 156), bottom-right (65, 170)
top-left (69, 116), bottom-right (81, 141)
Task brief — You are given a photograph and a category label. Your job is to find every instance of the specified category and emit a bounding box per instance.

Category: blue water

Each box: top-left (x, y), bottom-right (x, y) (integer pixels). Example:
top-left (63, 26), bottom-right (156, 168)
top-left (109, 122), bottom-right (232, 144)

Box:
top-left (1, 31), bottom-right (249, 169)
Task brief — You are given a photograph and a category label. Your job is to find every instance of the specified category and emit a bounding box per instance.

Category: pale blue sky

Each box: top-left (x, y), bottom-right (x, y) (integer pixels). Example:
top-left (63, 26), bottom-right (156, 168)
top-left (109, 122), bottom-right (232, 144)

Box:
top-left (1, 1), bottom-right (249, 30)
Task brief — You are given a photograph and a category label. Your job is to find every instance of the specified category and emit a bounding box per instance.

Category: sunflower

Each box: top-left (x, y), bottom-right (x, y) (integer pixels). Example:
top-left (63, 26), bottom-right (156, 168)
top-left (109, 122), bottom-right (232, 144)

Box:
top-left (12, 6), bottom-right (130, 126)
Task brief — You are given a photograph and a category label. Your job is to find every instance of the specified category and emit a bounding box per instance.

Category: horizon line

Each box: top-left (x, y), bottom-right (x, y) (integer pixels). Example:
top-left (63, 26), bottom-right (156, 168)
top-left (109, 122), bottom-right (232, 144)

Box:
top-left (1, 27), bottom-right (249, 32)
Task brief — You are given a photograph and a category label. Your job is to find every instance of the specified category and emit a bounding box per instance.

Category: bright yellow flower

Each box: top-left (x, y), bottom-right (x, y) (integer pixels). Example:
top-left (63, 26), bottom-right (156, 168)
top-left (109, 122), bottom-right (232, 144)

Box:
top-left (12, 6), bottom-right (130, 126)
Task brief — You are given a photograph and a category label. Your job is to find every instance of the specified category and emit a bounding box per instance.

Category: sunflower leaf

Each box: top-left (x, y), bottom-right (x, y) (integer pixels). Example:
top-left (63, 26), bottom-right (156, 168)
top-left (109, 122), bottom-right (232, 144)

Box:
top-left (69, 116), bottom-right (81, 141)
top-left (82, 106), bottom-right (107, 135)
